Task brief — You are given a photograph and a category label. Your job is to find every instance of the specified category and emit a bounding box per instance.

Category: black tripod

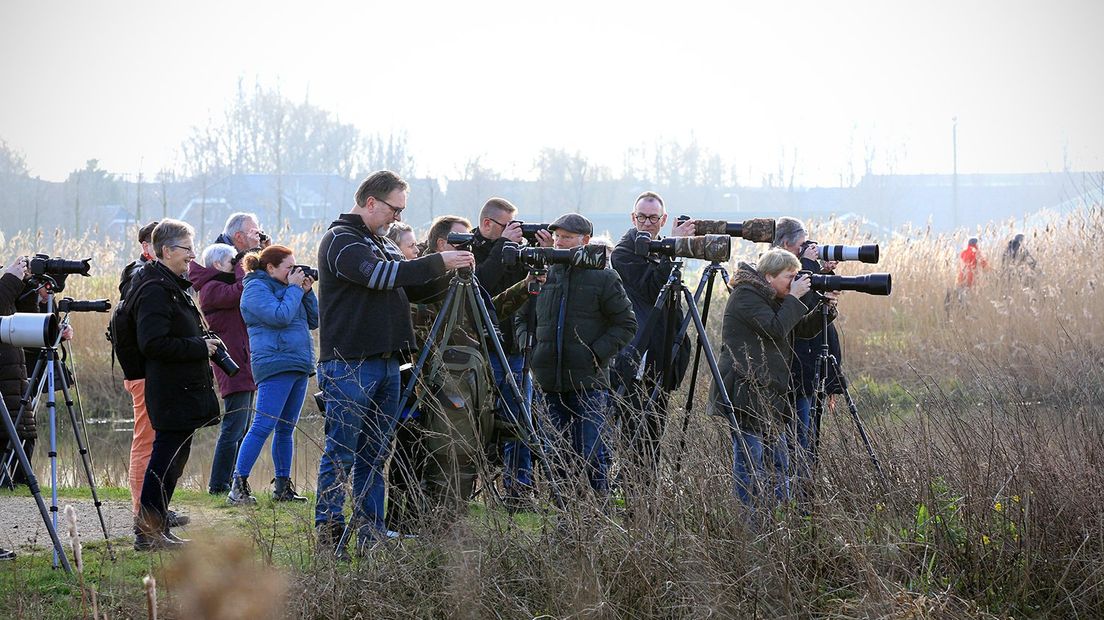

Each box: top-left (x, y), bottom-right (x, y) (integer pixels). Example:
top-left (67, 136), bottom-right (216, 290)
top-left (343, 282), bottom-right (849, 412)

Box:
top-left (808, 298), bottom-right (885, 484)
top-left (620, 260), bottom-right (757, 477)
top-left (0, 292), bottom-right (114, 567)
top-left (335, 268), bottom-right (555, 550)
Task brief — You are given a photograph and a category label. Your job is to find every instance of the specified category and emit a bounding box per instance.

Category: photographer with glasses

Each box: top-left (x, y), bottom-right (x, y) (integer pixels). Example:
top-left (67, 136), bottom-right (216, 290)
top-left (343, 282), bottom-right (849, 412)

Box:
top-left (610, 191), bottom-right (697, 496)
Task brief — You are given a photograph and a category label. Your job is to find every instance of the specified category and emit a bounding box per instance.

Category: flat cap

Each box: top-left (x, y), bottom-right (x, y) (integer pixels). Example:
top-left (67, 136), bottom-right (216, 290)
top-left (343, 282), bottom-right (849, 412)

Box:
top-left (548, 213), bottom-right (593, 236)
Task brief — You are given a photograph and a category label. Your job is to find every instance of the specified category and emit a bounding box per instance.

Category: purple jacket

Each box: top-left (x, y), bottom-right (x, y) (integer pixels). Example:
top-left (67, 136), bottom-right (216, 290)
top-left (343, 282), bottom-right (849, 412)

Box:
top-left (189, 259), bottom-right (257, 397)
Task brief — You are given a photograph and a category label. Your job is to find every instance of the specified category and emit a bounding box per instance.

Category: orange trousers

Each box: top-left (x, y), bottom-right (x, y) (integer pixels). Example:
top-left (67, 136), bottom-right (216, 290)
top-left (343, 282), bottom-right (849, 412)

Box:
top-left (125, 379), bottom-right (154, 516)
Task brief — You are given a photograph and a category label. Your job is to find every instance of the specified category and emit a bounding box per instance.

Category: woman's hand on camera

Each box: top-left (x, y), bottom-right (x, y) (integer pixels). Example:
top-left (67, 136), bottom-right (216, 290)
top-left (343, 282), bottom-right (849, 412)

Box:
top-left (823, 291), bottom-right (840, 307)
top-left (3, 256), bottom-right (28, 280)
top-left (440, 250), bottom-right (476, 271)
top-left (288, 267), bottom-right (306, 287)
top-left (789, 273), bottom-right (812, 298)
top-left (301, 275), bottom-right (315, 291)
top-left (801, 243), bottom-right (818, 261)
top-left (204, 338), bottom-right (222, 356)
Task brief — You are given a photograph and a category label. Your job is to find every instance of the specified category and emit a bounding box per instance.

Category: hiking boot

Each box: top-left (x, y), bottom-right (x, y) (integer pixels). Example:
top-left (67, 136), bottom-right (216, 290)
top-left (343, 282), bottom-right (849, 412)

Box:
top-left (272, 477), bottom-right (307, 502)
top-left (134, 512), bottom-right (185, 552)
top-left (163, 529), bottom-right (190, 545)
top-left (227, 474), bottom-right (257, 506)
top-left (315, 521), bottom-right (350, 562)
top-left (166, 509), bottom-right (190, 528)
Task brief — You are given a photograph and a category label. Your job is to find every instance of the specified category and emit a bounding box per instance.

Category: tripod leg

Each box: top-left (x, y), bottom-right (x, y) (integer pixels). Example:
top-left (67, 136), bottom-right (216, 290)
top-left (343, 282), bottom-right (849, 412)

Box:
top-left (0, 398), bottom-right (71, 573)
top-left (0, 353), bottom-right (49, 487)
top-left (399, 282), bottom-right (460, 407)
top-left (56, 364), bottom-right (114, 554)
top-left (678, 287), bottom-right (761, 496)
top-left (673, 266), bottom-right (719, 474)
top-left (46, 358), bottom-right (60, 568)
top-left (828, 356), bottom-right (886, 486)
top-left (466, 279), bottom-right (564, 504)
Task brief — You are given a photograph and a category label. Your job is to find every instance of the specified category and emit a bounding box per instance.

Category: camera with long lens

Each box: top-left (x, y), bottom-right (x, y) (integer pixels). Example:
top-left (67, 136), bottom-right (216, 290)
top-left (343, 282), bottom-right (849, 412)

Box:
top-left (686, 217), bottom-right (776, 243)
top-left (29, 254), bottom-right (92, 277)
top-left (445, 232), bottom-right (477, 249)
top-left (0, 313), bottom-right (60, 348)
top-left (293, 265), bottom-right (319, 280)
top-left (804, 241), bottom-right (880, 264)
top-left (633, 232), bottom-right (732, 263)
top-left (799, 270), bottom-right (892, 296)
top-left (501, 242), bottom-right (607, 270)
top-left (57, 298), bottom-right (111, 313)
top-left (203, 331), bottom-right (240, 377)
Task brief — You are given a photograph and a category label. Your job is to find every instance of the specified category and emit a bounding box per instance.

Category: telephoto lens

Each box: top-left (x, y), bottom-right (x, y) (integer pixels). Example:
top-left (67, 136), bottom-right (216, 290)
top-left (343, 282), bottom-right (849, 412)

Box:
top-left (693, 218), bottom-right (776, 243)
top-left (633, 232), bottom-right (732, 262)
top-left (817, 244), bottom-right (880, 264)
top-left (806, 272), bottom-right (892, 296)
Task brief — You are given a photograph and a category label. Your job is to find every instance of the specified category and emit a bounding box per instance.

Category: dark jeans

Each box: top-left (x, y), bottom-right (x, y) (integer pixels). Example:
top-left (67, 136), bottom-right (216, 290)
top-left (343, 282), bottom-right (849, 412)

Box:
top-left (140, 429), bottom-right (194, 523)
top-left (544, 389), bottom-right (612, 499)
top-left (314, 357), bottom-right (400, 542)
top-left (208, 391), bottom-right (255, 493)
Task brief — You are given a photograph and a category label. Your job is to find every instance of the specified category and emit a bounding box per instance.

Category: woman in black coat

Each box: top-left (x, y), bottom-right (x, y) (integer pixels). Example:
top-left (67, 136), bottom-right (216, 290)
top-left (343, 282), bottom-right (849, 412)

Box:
top-left (132, 219), bottom-right (221, 550)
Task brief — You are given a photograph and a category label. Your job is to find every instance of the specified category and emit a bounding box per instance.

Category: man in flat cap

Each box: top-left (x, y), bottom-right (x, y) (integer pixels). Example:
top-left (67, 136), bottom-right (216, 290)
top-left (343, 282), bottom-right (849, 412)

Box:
top-left (529, 213), bottom-right (636, 503)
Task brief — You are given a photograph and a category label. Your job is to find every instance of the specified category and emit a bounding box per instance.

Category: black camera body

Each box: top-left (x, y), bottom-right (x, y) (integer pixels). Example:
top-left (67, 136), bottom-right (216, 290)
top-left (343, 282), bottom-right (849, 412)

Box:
top-left (516, 222), bottom-right (551, 243)
top-left (633, 232), bottom-right (731, 263)
top-left (445, 232), bottom-right (477, 249)
top-left (501, 242), bottom-right (607, 270)
top-left (293, 265), bottom-right (319, 280)
top-left (58, 297), bottom-right (111, 313)
top-left (29, 254), bottom-right (92, 278)
top-left (798, 270), bottom-right (892, 296)
top-left (203, 331), bottom-right (241, 377)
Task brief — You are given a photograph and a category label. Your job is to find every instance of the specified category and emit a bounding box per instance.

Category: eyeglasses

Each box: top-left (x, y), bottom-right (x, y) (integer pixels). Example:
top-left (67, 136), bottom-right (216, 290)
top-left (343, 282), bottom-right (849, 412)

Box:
top-left (633, 213), bottom-right (662, 225)
top-left (486, 217), bottom-right (509, 229)
top-left (377, 197), bottom-right (405, 216)
top-left (169, 245), bottom-right (195, 255)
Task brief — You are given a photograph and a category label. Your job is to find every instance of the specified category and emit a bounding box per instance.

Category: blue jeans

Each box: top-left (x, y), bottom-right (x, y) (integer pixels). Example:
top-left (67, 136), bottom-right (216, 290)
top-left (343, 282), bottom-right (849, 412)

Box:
top-left (235, 371), bottom-right (308, 479)
top-left (494, 354), bottom-right (533, 494)
top-left (732, 431), bottom-right (791, 505)
top-left (208, 391), bottom-right (256, 493)
top-left (314, 358), bottom-right (400, 541)
top-left (544, 389), bottom-right (611, 497)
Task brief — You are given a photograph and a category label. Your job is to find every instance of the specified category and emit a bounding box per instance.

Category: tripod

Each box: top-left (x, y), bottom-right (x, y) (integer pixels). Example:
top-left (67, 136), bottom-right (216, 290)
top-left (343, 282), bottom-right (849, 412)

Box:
top-left (620, 260), bottom-right (757, 478)
top-left (0, 291), bottom-right (113, 567)
top-left (336, 268), bottom-right (555, 550)
top-left (808, 298), bottom-right (885, 485)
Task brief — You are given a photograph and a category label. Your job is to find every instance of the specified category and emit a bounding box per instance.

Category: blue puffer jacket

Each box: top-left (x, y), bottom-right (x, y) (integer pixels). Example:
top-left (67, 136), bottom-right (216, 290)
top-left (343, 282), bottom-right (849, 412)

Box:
top-left (240, 270), bottom-right (319, 384)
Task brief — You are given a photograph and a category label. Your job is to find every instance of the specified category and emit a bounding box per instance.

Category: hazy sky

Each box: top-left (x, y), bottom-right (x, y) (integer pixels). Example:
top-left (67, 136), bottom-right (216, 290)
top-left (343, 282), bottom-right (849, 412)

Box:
top-left (1, 0), bottom-right (1101, 184)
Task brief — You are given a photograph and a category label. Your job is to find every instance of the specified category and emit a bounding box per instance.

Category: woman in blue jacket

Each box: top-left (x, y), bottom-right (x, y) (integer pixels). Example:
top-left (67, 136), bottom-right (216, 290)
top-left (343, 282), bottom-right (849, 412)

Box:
top-left (228, 244), bottom-right (318, 504)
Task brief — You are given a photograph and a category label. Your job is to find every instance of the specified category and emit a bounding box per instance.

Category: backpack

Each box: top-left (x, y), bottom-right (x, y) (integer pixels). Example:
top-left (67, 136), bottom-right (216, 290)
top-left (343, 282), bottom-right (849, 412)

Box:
top-left (420, 344), bottom-right (495, 506)
top-left (106, 275), bottom-right (160, 381)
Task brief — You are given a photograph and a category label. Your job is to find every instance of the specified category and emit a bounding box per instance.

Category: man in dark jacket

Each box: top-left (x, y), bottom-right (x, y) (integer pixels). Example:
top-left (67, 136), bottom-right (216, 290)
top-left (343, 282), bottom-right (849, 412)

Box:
top-left (610, 191), bottom-right (697, 493)
top-left (189, 212), bottom-right (263, 494)
top-left (132, 219), bottom-right (222, 550)
top-left (531, 213), bottom-right (636, 501)
top-left (0, 257), bottom-right (34, 490)
top-left (314, 170), bottom-right (474, 555)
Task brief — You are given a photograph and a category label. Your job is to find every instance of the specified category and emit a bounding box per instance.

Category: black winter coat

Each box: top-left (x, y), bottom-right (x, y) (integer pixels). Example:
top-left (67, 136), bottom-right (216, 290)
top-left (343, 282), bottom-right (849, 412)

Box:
top-left (531, 263), bottom-right (636, 393)
top-left (609, 228), bottom-right (691, 389)
top-left (791, 256), bottom-right (843, 396)
top-left (132, 261), bottom-right (220, 432)
top-left (710, 263), bottom-right (832, 432)
top-left (0, 273), bottom-right (33, 440)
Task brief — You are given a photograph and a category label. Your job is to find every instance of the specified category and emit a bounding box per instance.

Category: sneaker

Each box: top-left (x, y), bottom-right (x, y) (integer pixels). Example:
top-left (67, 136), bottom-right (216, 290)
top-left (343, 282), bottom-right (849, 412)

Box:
top-left (227, 474), bottom-right (257, 506)
top-left (134, 532), bottom-right (186, 552)
top-left (0, 547), bottom-right (15, 561)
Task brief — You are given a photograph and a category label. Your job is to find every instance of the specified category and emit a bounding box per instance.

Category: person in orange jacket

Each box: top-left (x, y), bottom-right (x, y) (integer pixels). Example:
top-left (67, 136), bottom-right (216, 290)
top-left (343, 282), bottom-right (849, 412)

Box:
top-left (956, 237), bottom-right (989, 289)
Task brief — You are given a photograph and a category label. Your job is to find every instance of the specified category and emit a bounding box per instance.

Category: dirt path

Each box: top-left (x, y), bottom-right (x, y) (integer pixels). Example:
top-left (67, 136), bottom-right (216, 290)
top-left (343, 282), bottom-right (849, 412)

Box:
top-left (0, 496), bottom-right (230, 549)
